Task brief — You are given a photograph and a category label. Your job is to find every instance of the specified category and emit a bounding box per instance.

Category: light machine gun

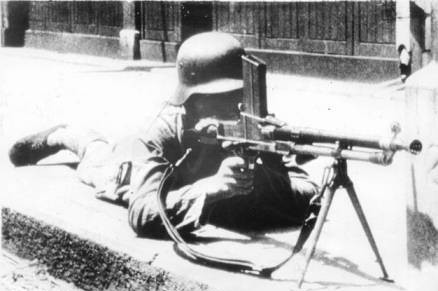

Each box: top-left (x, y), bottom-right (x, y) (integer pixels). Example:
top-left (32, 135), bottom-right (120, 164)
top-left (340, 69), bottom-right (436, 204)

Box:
top-left (195, 55), bottom-right (422, 286)
top-left (157, 55), bottom-right (422, 287)
top-left (205, 55), bottom-right (421, 166)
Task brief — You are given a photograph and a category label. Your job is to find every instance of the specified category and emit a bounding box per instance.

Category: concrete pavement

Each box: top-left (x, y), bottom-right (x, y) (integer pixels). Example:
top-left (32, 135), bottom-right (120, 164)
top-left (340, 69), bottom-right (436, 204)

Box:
top-left (1, 47), bottom-right (415, 290)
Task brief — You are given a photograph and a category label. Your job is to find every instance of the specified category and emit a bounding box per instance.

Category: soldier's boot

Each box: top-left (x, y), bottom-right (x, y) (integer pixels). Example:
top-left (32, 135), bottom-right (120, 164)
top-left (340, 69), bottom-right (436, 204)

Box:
top-left (9, 124), bottom-right (67, 166)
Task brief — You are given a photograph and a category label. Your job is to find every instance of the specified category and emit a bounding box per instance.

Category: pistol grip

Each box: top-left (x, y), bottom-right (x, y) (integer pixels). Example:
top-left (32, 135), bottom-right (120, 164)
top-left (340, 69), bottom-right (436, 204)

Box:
top-left (246, 155), bottom-right (256, 171)
top-left (230, 146), bottom-right (256, 171)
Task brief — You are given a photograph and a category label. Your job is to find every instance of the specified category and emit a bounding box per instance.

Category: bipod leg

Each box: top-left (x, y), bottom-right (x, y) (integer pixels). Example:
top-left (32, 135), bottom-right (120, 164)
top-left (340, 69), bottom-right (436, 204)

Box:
top-left (297, 179), bottom-right (337, 288)
top-left (344, 181), bottom-right (393, 282)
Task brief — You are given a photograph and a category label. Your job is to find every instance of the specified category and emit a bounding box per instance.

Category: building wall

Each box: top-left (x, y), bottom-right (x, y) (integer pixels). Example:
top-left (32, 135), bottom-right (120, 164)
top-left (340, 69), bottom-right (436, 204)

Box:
top-left (28, 1), bottom-right (123, 37)
top-left (215, 1), bottom-right (398, 79)
top-left (2, 1), bottom-right (30, 47)
top-left (4, 0), bottom-right (401, 80)
top-left (23, 1), bottom-right (123, 57)
top-left (0, 1), bottom-right (5, 46)
top-left (213, 1), bottom-right (397, 58)
top-left (136, 1), bottom-right (181, 61)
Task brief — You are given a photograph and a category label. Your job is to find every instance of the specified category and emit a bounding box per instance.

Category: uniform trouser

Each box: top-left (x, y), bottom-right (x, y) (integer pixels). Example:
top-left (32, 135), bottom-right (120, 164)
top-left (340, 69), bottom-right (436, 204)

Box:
top-left (73, 133), bottom-right (137, 200)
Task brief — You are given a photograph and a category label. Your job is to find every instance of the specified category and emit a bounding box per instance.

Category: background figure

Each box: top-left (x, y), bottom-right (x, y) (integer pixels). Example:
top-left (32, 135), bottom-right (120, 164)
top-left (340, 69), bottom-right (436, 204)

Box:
top-left (398, 44), bottom-right (412, 83)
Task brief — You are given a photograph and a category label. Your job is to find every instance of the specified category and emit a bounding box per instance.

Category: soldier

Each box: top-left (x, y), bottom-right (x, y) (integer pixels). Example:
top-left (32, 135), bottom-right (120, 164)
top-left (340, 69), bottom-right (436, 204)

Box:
top-left (9, 32), bottom-right (318, 238)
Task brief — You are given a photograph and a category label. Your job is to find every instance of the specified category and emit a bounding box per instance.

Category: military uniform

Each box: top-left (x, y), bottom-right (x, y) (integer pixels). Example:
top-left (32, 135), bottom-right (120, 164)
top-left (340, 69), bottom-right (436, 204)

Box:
top-left (75, 104), bottom-right (318, 238)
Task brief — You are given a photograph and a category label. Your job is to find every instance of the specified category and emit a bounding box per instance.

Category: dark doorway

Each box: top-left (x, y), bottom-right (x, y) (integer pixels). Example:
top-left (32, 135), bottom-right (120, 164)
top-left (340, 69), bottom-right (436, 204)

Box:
top-left (181, 2), bottom-right (212, 42)
top-left (4, 1), bottom-right (30, 46)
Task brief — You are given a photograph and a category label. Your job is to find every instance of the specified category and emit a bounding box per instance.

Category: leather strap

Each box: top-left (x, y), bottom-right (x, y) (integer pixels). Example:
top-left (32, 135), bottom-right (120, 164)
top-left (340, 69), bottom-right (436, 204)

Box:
top-left (156, 149), bottom-right (319, 276)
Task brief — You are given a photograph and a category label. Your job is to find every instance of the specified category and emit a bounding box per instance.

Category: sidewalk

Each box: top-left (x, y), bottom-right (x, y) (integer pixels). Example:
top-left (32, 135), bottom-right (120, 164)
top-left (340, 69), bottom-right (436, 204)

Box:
top-left (1, 251), bottom-right (82, 291)
top-left (1, 47), bottom-right (412, 291)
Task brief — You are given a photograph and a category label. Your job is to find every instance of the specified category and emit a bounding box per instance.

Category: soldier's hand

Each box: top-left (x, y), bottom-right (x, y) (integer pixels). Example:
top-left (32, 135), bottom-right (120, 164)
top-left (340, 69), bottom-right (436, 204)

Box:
top-left (194, 156), bottom-right (254, 204)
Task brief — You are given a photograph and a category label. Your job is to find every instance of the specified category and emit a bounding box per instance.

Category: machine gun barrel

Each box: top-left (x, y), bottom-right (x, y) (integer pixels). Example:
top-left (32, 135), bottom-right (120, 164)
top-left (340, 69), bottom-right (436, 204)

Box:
top-left (262, 126), bottom-right (422, 154)
top-left (283, 143), bottom-right (395, 165)
top-left (213, 135), bottom-right (403, 166)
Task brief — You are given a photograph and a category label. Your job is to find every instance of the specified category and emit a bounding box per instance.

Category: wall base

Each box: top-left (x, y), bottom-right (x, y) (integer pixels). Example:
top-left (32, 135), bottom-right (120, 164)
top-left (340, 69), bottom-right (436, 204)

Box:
top-left (248, 48), bottom-right (400, 81)
top-left (23, 30), bottom-right (399, 81)
top-left (119, 29), bottom-right (140, 60)
top-left (139, 39), bottom-right (178, 63)
top-left (25, 30), bottom-right (121, 58)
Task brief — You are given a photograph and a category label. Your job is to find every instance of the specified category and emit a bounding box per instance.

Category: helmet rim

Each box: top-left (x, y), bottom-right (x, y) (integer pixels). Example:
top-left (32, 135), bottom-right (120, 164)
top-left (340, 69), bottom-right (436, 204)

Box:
top-left (171, 78), bottom-right (243, 105)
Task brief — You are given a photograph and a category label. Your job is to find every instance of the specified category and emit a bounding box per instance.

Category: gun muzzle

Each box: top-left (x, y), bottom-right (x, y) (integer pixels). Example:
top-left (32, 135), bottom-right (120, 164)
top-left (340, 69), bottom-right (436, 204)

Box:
top-left (409, 139), bottom-right (422, 154)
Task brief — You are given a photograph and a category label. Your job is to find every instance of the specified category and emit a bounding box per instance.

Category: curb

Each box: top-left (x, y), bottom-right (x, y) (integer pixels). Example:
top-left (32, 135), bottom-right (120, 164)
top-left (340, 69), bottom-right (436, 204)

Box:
top-left (2, 208), bottom-right (213, 291)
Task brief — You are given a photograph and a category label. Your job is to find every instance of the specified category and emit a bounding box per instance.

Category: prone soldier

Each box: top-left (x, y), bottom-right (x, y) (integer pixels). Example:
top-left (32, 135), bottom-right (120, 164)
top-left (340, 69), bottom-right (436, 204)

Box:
top-left (9, 32), bottom-right (319, 238)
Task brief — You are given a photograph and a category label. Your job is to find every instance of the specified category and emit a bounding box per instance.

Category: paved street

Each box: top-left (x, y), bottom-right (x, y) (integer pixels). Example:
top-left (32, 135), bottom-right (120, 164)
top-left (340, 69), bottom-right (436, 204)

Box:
top-left (1, 251), bottom-right (83, 291)
top-left (0, 47), bottom-right (415, 290)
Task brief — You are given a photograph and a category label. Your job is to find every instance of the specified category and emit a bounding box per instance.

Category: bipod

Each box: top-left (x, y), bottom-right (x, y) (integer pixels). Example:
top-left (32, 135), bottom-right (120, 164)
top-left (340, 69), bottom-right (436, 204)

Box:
top-left (297, 158), bottom-right (393, 288)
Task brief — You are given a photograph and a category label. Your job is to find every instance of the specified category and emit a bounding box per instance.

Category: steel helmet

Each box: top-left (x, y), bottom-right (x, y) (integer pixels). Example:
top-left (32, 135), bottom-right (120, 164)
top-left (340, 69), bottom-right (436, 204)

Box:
top-left (169, 32), bottom-right (245, 105)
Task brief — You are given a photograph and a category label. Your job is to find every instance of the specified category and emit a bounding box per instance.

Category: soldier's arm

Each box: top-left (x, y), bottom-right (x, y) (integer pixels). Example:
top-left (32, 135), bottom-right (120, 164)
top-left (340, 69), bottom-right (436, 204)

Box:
top-left (127, 110), bottom-right (211, 237)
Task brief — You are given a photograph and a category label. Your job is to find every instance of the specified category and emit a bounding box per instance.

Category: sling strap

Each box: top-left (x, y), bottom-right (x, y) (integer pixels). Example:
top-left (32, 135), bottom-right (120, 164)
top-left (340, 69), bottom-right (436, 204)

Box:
top-left (156, 149), bottom-right (321, 276)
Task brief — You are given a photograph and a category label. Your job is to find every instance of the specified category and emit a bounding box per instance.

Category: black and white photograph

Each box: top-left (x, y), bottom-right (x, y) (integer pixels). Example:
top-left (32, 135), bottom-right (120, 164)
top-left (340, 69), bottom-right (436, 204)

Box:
top-left (1, 1), bottom-right (437, 290)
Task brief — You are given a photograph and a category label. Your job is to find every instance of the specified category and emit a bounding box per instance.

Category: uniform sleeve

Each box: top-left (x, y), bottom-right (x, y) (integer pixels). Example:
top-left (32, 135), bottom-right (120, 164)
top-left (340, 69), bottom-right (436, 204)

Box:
top-left (127, 109), bottom-right (209, 237)
top-left (262, 152), bottom-right (319, 199)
